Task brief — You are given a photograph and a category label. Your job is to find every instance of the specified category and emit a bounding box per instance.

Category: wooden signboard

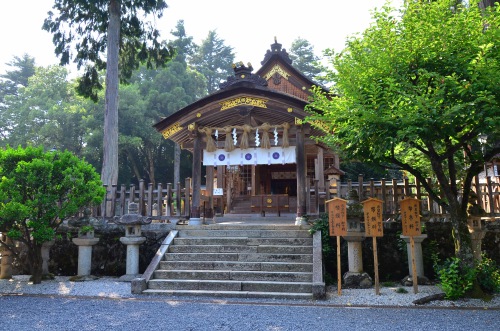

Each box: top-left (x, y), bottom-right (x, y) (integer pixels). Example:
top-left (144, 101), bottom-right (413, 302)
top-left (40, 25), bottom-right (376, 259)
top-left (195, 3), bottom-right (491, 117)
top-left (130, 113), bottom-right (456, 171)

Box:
top-left (325, 198), bottom-right (347, 296)
top-left (400, 197), bottom-right (421, 237)
top-left (362, 198), bottom-right (384, 295)
top-left (400, 197), bottom-right (422, 294)
top-left (326, 198), bottom-right (347, 237)
top-left (362, 198), bottom-right (384, 237)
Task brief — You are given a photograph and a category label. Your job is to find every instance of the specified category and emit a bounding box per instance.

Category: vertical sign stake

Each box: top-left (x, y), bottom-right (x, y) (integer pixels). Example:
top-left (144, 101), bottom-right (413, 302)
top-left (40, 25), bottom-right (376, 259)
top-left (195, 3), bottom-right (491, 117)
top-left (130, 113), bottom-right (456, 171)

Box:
top-left (362, 198), bottom-right (384, 296)
top-left (373, 237), bottom-right (380, 295)
top-left (410, 236), bottom-right (418, 294)
top-left (337, 236), bottom-right (342, 296)
top-left (400, 197), bottom-right (421, 295)
top-left (326, 198), bottom-right (347, 297)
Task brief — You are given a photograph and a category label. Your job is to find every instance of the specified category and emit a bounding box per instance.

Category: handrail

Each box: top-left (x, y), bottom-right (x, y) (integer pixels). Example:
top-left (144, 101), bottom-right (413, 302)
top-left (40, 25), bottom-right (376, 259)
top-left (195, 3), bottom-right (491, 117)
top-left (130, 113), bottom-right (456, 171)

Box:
top-left (131, 230), bottom-right (178, 294)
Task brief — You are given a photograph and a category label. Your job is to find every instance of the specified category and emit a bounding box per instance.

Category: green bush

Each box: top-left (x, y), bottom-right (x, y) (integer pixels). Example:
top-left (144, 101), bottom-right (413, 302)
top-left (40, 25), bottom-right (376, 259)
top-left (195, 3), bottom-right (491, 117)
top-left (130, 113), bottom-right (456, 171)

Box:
top-left (434, 257), bottom-right (476, 300)
top-left (476, 255), bottom-right (500, 294)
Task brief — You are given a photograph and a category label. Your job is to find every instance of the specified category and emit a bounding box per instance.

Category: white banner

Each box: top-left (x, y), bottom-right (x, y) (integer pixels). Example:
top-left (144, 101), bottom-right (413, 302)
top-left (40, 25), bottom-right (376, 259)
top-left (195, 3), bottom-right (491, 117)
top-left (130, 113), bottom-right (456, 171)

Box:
top-left (203, 147), bottom-right (296, 166)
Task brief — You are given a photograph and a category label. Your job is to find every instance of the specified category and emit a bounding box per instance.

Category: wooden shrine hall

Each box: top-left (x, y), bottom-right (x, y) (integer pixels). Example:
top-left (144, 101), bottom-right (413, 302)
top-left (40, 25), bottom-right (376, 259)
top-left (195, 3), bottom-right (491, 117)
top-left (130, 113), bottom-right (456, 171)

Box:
top-left (154, 39), bottom-right (342, 225)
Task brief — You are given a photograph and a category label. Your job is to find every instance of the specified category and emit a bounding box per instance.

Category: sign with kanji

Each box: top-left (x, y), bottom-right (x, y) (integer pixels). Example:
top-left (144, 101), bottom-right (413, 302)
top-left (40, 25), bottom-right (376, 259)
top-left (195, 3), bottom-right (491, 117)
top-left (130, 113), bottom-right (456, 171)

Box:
top-left (326, 198), bottom-right (347, 236)
top-left (362, 198), bottom-right (384, 237)
top-left (400, 197), bottom-right (421, 236)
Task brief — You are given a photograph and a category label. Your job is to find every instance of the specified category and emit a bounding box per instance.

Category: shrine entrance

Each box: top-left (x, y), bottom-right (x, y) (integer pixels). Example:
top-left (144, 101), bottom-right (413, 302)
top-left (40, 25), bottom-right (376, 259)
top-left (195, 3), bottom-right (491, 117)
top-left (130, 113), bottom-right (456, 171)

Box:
top-left (154, 39), bottom-right (341, 224)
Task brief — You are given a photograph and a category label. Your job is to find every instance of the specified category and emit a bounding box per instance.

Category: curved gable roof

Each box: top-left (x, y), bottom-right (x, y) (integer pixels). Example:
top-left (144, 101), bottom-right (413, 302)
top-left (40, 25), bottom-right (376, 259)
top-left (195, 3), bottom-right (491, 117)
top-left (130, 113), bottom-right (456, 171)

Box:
top-left (153, 40), bottom-right (328, 150)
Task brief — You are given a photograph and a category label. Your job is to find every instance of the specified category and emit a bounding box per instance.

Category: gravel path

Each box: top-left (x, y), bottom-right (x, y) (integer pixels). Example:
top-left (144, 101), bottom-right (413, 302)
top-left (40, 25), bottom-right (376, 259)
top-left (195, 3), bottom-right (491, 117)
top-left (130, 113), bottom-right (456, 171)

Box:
top-left (1, 275), bottom-right (499, 309)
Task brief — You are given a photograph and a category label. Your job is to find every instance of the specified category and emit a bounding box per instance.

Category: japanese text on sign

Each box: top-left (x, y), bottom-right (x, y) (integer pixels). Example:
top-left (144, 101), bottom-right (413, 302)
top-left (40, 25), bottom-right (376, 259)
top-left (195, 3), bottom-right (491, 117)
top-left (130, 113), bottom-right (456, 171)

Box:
top-left (326, 198), bottom-right (347, 236)
top-left (362, 198), bottom-right (384, 237)
top-left (400, 198), bottom-right (421, 236)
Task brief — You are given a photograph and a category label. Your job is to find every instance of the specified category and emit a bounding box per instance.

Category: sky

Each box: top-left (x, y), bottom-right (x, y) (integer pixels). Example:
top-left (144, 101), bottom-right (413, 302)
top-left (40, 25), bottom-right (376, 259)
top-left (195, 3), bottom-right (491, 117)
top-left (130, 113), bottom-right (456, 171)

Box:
top-left (0, 0), bottom-right (403, 77)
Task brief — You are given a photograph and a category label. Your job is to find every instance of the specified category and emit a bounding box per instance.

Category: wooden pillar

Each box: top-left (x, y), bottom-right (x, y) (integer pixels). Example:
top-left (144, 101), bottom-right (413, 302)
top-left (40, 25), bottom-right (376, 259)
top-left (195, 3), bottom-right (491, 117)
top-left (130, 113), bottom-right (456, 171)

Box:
top-left (206, 166), bottom-right (214, 214)
top-left (296, 125), bottom-right (307, 221)
top-left (251, 165), bottom-right (256, 196)
top-left (317, 147), bottom-right (325, 191)
top-left (190, 127), bottom-right (202, 223)
top-left (217, 165), bottom-right (224, 214)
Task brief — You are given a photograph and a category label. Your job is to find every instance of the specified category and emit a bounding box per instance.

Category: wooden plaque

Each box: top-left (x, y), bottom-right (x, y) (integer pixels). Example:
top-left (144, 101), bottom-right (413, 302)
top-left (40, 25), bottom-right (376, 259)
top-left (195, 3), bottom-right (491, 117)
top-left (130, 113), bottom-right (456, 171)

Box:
top-left (326, 198), bottom-right (347, 236)
top-left (362, 198), bottom-right (384, 237)
top-left (400, 197), bottom-right (421, 236)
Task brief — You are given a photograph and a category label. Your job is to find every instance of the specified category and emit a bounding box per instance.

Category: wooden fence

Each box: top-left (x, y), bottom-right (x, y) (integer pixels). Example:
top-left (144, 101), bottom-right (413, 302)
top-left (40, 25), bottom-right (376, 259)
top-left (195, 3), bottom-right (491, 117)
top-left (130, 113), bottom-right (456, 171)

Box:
top-left (327, 175), bottom-right (500, 221)
top-left (90, 175), bottom-right (500, 222)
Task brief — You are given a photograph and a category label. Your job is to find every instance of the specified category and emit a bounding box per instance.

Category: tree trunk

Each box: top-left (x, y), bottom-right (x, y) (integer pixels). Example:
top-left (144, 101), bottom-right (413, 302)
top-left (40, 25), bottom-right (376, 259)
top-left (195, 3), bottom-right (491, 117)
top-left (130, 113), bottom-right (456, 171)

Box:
top-left (448, 205), bottom-right (475, 268)
top-left (101, 0), bottom-right (120, 187)
top-left (174, 142), bottom-right (181, 189)
top-left (28, 244), bottom-right (43, 284)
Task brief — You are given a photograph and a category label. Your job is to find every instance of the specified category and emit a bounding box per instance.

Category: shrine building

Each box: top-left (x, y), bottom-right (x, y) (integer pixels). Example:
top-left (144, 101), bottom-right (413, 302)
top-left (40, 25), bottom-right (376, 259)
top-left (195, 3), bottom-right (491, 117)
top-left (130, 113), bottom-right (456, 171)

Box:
top-left (154, 39), bottom-right (343, 225)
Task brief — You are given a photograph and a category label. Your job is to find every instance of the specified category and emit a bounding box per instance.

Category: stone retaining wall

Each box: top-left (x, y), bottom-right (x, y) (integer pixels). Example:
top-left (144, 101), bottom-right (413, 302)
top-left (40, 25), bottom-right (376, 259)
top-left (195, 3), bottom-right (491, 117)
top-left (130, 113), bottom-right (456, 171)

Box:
top-left (7, 220), bottom-right (500, 281)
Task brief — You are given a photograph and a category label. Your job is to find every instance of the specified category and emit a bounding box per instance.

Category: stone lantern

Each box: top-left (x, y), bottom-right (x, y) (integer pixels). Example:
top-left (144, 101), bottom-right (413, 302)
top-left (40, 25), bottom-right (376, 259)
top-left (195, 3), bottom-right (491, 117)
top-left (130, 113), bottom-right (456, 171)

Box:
top-left (114, 202), bottom-right (151, 281)
top-left (68, 208), bottom-right (100, 280)
top-left (467, 192), bottom-right (487, 261)
top-left (342, 189), bottom-right (372, 288)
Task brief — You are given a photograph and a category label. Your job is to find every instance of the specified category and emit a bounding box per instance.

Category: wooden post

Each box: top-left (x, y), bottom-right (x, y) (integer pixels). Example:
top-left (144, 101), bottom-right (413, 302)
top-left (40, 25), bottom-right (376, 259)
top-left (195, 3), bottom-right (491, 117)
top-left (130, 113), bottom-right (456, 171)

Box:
top-left (317, 147), bottom-right (325, 192)
top-left (326, 198), bottom-right (347, 296)
top-left (156, 183), bottom-right (163, 216)
top-left (176, 182), bottom-right (181, 216)
top-left (147, 183), bottom-right (153, 216)
top-left (166, 183), bottom-right (172, 216)
top-left (184, 177), bottom-right (191, 217)
top-left (119, 184), bottom-right (126, 216)
top-left (337, 236), bottom-right (342, 296)
top-left (400, 197), bottom-right (422, 294)
top-left (373, 237), bottom-right (380, 295)
top-left (190, 128), bottom-right (202, 219)
top-left (410, 236), bottom-right (418, 294)
top-left (362, 198), bottom-right (384, 295)
top-left (139, 179), bottom-right (145, 215)
top-left (206, 166), bottom-right (214, 217)
top-left (296, 125), bottom-right (307, 218)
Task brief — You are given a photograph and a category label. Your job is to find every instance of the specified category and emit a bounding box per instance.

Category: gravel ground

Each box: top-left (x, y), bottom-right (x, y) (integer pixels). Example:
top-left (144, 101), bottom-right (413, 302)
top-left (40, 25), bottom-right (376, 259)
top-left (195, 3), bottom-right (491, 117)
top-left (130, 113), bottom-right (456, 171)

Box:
top-left (1, 275), bottom-right (499, 309)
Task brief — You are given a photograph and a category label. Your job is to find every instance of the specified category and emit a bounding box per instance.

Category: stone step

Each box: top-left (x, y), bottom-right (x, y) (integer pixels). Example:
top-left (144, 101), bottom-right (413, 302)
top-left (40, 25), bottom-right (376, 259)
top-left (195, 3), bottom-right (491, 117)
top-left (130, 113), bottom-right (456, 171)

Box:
top-left (177, 224), bottom-right (301, 230)
top-left (147, 279), bottom-right (313, 293)
top-left (168, 244), bottom-right (313, 254)
top-left (141, 289), bottom-right (313, 300)
top-left (153, 270), bottom-right (313, 282)
top-left (173, 237), bottom-right (313, 246)
top-left (158, 261), bottom-right (313, 272)
top-left (163, 252), bottom-right (313, 263)
top-left (177, 229), bottom-right (311, 238)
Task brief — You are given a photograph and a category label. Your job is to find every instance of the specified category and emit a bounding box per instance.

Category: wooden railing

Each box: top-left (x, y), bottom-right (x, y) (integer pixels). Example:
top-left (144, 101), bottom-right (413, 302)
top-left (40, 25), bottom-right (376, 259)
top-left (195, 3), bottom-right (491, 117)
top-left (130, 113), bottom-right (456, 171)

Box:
top-left (88, 175), bottom-right (500, 222)
top-left (93, 178), bottom-right (194, 221)
top-left (326, 175), bottom-right (500, 221)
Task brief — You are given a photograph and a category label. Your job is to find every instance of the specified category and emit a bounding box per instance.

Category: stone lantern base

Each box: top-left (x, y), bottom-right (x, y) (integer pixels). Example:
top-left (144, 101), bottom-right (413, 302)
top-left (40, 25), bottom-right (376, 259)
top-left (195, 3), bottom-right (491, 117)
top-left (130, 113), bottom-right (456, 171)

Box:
top-left (343, 272), bottom-right (373, 289)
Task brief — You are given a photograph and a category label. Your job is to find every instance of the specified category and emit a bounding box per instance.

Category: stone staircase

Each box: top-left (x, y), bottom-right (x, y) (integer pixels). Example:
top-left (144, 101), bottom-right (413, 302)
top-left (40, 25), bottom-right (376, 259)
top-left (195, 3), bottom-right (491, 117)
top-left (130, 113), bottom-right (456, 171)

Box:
top-left (133, 224), bottom-right (325, 300)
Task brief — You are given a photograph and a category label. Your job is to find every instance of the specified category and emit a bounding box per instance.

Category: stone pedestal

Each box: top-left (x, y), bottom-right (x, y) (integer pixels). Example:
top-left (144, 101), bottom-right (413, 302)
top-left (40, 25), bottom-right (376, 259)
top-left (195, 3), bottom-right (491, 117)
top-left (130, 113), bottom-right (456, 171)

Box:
top-left (72, 237), bottom-right (100, 278)
top-left (342, 233), bottom-right (372, 288)
top-left (0, 236), bottom-right (13, 279)
top-left (119, 236), bottom-right (146, 281)
top-left (400, 234), bottom-right (429, 285)
top-left (41, 240), bottom-right (55, 279)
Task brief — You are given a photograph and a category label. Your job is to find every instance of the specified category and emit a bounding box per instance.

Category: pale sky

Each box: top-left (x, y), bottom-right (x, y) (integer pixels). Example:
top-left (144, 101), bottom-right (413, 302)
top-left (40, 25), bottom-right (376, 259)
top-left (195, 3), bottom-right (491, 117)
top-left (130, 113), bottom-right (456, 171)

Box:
top-left (0, 0), bottom-right (402, 76)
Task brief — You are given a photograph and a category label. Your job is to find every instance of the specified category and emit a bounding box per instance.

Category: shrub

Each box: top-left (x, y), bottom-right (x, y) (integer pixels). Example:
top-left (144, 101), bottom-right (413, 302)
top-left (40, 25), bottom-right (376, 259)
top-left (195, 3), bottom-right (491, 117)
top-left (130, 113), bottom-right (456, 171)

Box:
top-left (434, 257), bottom-right (476, 300)
top-left (476, 255), bottom-right (500, 294)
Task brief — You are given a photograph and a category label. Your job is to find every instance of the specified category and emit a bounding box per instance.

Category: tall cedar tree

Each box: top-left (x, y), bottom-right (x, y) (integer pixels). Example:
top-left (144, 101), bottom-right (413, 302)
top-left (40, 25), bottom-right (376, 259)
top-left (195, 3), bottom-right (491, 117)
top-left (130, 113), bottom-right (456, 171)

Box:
top-left (43, 0), bottom-right (174, 187)
top-left (0, 55), bottom-right (36, 141)
top-left (189, 30), bottom-right (234, 94)
top-left (307, 0), bottom-right (500, 269)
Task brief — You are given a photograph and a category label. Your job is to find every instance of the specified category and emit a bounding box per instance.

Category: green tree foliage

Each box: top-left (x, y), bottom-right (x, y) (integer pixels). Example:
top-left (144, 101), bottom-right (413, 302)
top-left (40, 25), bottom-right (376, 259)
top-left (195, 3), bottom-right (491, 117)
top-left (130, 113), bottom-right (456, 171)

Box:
top-left (289, 37), bottom-right (324, 84)
top-left (0, 55), bottom-right (36, 140)
top-left (0, 146), bottom-right (105, 284)
top-left (1, 66), bottom-right (94, 155)
top-left (43, 0), bottom-right (175, 188)
top-left (307, 0), bottom-right (500, 267)
top-left (190, 30), bottom-right (235, 94)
